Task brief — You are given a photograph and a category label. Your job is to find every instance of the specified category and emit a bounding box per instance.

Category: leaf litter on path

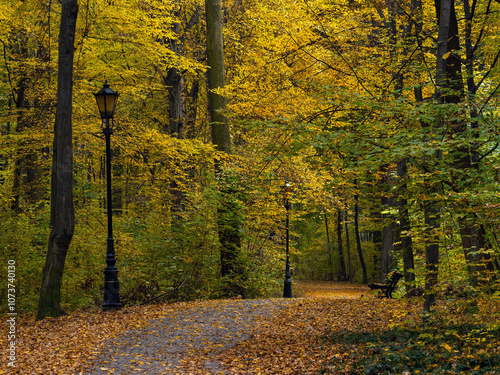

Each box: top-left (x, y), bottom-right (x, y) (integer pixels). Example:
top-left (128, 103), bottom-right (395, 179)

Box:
top-left (84, 298), bottom-right (295, 374)
top-left (4, 282), bottom-right (425, 374)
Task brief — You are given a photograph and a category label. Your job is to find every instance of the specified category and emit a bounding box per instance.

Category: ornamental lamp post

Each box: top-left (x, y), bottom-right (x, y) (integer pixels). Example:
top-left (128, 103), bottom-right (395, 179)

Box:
top-left (281, 181), bottom-right (292, 298)
top-left (94, 81), bottom-right (121, 311)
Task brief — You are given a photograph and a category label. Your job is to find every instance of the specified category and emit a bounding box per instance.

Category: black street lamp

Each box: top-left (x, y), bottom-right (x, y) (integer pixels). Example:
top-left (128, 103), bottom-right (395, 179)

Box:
top-left (281, 181), bottom-right (292, 298)
top-left (94, 81), bottom-right (121, 311)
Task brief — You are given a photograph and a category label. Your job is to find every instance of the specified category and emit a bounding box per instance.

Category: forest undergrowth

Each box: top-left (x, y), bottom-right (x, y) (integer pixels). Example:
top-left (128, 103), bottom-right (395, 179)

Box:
top-left (2, 282), bottom-right (499, 374)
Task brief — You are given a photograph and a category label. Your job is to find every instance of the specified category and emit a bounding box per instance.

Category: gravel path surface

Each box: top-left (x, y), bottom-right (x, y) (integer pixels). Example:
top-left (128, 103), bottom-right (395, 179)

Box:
top-left (85, 298), bottom-right (295, 374)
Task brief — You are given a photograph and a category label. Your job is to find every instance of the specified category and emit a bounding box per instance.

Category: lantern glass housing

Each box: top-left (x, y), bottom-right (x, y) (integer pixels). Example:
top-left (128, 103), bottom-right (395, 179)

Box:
top-left (94, 82), bottom-right (118, 119)
top-left (281, 181), bottom-right (292, 198)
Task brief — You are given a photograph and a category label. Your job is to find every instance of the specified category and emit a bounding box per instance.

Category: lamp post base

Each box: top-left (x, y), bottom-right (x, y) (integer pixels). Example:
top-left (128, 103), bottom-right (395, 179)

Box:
top-left (283, 279), bottom-right (292, 298)
top-left (102, 266), bottom-right (121, 311)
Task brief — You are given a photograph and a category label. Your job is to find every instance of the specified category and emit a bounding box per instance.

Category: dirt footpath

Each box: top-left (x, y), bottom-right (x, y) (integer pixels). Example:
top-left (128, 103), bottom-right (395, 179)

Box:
top-left (84, 299), bottom-right (295, 374)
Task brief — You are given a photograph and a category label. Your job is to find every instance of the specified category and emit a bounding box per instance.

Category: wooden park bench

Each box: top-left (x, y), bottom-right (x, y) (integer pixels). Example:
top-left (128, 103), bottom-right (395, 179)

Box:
top-left (368, 271), bottom-right (403, 299)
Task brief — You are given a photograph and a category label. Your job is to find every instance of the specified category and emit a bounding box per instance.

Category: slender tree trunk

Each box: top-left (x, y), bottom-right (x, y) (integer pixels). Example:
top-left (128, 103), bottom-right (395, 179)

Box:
top-left (324, 212), bottom-right (333, 281)
top-left (345, 209), bottom-right (352, 280)
top-left (424, 202), bottom-right (440, 312)
top-left (354, 179), bottom-right (368, 284)
top-left (459, 218), bottom-right (493, 286)
top-left (37, 0), bottom-right (78, 320)
top-left (368, 176), bottom-right (383, 280)
top-left (162, 7), bottom-right (203, 228)
top-left (167, 67), bottom-right (186, 137)
top-left (337, 208), bottom-right (347, 281)
top-left (397, 159), bottom-right (415, 291)
top-left (165, 64), bottom-right (187, 225)
top-left (414, 66), bottom-right (439, 312)
top-left (380, 167), bottom-right (396, 282)
top-left (165, 16), bottom-right (186, 138)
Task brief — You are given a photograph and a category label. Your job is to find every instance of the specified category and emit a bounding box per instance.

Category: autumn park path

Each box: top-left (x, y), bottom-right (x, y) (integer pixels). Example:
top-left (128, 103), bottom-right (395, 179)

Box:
top-left (84, 298), bottom-right (295, 374)
top-left (82, 282), bottom-right (367, 374)
top-left (12, 282), bottom-right (500, 374)
top-left (15, 282), bottom-right (399, 375)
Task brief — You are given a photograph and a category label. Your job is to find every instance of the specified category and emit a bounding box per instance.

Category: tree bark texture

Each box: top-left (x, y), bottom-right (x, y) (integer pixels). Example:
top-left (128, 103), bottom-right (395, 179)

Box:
top-left (166, 67), bottom-right (186, 138)
top-left (205, 0), bottom-right (242, 295)
top-left (205, 0), bottom-right (231, 153)
top-left (37, 0), bottom-right (78, 320)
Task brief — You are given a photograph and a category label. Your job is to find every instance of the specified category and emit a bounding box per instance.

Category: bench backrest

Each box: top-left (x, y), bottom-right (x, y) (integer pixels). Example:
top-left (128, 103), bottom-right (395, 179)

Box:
top-left (387, 272), bottom-right (403, 289)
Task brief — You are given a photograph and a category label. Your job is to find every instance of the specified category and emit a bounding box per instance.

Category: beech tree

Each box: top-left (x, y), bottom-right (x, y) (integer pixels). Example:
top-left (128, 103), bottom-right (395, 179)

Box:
top-left (205, 0), bottom-right (244, 294)
top-left (37, 0), bottom-right (78, 320)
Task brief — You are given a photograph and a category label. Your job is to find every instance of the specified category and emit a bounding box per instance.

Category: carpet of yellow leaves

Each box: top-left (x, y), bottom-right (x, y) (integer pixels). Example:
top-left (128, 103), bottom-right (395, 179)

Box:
top-left (1, 302), bottom-right (194, 374)
top-left (1, 282), bottom-right (400, 374)
top-left (4, 282), bottom-right (497, 374)
top-left (167, 282), bottom-right (422, 374)
top-left (213, 284), bottom-right (420, 374)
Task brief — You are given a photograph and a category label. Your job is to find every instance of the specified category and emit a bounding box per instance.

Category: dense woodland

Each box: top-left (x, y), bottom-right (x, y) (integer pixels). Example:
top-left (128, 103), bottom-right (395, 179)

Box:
top-left (0, 0), bottom-right (499, 319)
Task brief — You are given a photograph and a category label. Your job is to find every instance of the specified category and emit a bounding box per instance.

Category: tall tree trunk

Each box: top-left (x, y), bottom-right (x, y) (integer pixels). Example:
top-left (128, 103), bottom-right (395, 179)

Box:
top-left (423, 200), bottom-right (440, 312)
top-left (336, 208), bottom-right (347, 281)
top-left (165, 61), bottom-right (187, 228)
top-left (165, 16), bottom-right (186, 138)
top-left (344, 209), bottom-right (352, 280)
top-left (324, 212), bottom-right (333, 281)
top-left (380, 167), bottom-right (396, 282)
top-left (396, 159), bottom-right (415, 291)
top-left (205, 0), bottom-right (231, 153)
top-left (354, 179), bottom-right (368, 284)
top-left (162, 7), bottom-right (203, 229)
top-left (205, 0), bottom-right (243, 295)
top-left (37, 0), bottom-right (78, 320)
top-left (423, 0), bottom-right (461, 313)
top-left (368, 174), bottom-right (383, 280)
